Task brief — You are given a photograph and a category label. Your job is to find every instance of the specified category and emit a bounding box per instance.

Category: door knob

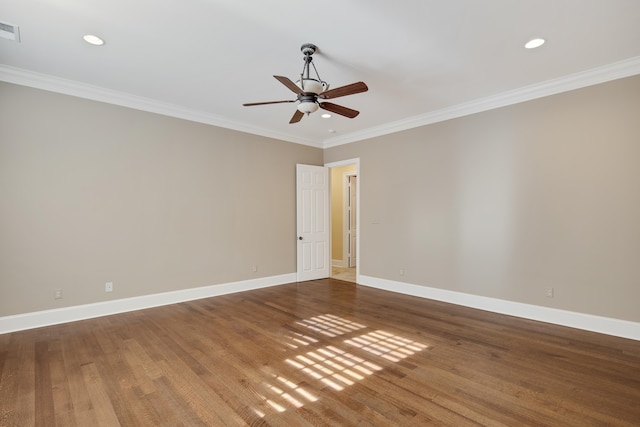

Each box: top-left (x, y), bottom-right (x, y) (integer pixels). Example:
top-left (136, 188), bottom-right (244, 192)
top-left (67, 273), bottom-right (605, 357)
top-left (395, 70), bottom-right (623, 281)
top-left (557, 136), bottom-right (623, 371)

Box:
top-left (298, 236), bottom-right (303, 240)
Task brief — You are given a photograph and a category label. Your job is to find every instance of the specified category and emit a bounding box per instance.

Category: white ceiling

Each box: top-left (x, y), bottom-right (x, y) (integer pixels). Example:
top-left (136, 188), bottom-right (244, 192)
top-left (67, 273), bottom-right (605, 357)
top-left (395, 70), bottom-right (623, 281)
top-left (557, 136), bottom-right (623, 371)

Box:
top-left (2, 0), bottom-right (640, 148)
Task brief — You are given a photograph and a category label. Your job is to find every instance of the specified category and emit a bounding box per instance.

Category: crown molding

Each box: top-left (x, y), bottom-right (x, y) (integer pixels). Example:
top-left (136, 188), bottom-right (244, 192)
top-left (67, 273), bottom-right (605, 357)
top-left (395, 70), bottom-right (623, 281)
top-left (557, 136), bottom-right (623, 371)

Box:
top-left (0, 65), bottom-right (322, 148)
top-left (3, 56), bottom-right (639, 150)
top-left (322, 55), bottom-right (640, 148)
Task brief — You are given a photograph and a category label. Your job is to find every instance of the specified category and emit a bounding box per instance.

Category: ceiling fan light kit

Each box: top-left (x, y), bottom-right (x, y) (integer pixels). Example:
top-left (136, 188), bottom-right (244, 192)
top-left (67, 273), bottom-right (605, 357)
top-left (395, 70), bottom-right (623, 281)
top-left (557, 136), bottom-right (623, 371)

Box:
top-left (243, 43), bottom-right (368, 124)
top-left (298, 101), bottom-right (319, 114)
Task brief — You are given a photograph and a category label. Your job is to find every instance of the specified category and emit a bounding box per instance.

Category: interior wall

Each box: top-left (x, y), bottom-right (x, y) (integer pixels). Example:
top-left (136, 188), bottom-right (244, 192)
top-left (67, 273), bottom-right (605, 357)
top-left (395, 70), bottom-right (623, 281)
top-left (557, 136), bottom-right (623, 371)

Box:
top-left (330, 164), bottom-right (357, 264)
top-left (0, 82), bottom-right (323, 317)
top-left (324, 74), bottom-right (640, 323)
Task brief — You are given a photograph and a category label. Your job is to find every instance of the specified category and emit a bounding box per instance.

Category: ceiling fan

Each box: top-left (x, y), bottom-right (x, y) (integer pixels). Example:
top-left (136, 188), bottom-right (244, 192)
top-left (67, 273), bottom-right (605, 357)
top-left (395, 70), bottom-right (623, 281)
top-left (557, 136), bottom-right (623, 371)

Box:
top-left (243, 43), bottom-right (368, 124)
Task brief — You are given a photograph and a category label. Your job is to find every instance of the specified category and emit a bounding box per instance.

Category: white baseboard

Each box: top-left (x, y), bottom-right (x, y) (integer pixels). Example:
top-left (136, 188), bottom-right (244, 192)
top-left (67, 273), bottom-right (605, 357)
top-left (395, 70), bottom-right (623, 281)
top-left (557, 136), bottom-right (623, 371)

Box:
top-left (5, 273), bottom-right (638, 341)
top-left (359, 275), bottom-right (640, 341)
top-left (0, 273), bottom-right (296, 334)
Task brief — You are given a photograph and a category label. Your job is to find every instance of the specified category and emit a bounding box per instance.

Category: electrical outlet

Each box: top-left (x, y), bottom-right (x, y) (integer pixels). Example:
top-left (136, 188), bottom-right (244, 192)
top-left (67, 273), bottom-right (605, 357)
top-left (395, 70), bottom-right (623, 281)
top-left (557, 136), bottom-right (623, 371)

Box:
top-left (546, 287), bottom-right (554, 298)
top-left (105, 282), bottom-right (113, 293)
top-left (251, 264), bottom-right (258, 272)
top-left (54, 289), bottom-right (63, 299)
top-left (399, 268), bottom-right (404, 276)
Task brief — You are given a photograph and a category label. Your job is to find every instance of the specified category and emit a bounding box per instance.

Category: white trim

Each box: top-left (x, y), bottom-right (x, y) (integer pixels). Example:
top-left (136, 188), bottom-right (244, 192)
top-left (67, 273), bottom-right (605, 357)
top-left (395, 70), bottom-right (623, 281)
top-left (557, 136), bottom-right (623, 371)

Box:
top-left (3, 270), bottom-right (637, 340)
top-left (0, 65), bottom-right (321, 148)
top-left (323, 55), bottom-right (640, 148)
top-left (4, 57), bottom-right (639, 150)
top-left (0, 273), bottom-right (295, 334)
top-left (359, 275), bottom-right (640, 341)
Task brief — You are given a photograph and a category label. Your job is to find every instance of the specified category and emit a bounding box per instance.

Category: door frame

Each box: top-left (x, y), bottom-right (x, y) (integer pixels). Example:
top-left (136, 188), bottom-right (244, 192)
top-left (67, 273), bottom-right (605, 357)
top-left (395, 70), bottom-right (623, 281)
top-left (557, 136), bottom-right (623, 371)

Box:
top-left (326, 158), bottom-right (360, 284)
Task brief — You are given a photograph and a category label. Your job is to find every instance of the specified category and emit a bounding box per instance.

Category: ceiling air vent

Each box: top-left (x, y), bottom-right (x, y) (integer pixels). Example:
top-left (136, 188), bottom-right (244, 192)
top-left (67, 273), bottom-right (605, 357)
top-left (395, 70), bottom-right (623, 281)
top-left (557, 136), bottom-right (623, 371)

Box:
top-left (0, 21), bottom-right (20, 42)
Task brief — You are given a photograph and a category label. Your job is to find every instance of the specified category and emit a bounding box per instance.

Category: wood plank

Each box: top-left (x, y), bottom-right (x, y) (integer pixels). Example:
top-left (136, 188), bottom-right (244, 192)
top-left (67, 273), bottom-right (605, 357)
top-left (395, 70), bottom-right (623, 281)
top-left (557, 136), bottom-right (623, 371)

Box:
top-left (80, 363), bottom-right (121, 427)
top-left (48, 337), bottom-right (77, 427)
top-left (1, 335), bottom-right (35, 426)
top-left (34, 340), bottom-right (55, 425)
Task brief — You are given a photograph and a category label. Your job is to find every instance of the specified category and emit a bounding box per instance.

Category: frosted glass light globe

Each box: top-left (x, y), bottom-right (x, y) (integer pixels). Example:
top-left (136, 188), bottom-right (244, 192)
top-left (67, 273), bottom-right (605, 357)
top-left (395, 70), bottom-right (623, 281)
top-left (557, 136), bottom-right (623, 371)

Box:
top-left (297, 102), bottom-right (319, 114)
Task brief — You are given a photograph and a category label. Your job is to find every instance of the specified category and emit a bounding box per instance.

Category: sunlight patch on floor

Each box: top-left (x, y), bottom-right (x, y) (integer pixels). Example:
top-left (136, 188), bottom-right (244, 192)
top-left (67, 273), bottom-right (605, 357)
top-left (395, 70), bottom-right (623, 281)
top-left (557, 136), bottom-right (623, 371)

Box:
top-left (345, 330), bottom-right (429, 362)
top-left (258, 314), bottom-right (428, 418)
top-left (257, 374), bottom-right (319, 418)
top-left (296, 314), bottom-right (366, 337)
top-left (284, 331), bottom-right (319, 349)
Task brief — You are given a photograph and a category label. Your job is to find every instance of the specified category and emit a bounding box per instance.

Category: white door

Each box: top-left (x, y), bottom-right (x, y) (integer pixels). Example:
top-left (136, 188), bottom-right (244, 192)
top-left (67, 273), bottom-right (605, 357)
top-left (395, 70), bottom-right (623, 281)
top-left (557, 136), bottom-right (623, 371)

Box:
top-left (296, 164), bottom-right (329, 282)
top-left (348, 175), bottom-right (358, 268)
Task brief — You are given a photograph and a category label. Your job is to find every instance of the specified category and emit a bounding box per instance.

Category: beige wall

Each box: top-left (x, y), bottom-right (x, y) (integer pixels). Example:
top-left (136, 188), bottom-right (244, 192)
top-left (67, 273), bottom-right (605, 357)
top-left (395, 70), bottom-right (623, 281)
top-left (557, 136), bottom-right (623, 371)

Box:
top-left (3, 74), bottom-right (640, 324)
top-left (330, 164), bottom-right (357, 262)
top-left (0, 82), bottom-right (323, 316)
top-left (325, 74), bottom-right (640, 323)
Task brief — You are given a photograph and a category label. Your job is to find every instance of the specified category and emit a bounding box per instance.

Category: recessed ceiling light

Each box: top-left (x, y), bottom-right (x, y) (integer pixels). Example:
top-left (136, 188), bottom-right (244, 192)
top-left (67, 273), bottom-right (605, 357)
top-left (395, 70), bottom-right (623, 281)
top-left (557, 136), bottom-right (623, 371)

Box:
top-left (321, 113), bottom-right (332, 119)
top-left (83, 34), bottom-right (105, 46)
top-left (328, 129), bottom-right (336, 134)
top-left (525, 38), bottom-right (545, 49)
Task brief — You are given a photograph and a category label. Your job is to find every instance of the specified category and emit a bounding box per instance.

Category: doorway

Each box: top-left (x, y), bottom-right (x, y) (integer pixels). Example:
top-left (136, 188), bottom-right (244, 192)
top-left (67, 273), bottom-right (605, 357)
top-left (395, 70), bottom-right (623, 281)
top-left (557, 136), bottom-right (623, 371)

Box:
top-left (327, 159), bottom-right (359, 283)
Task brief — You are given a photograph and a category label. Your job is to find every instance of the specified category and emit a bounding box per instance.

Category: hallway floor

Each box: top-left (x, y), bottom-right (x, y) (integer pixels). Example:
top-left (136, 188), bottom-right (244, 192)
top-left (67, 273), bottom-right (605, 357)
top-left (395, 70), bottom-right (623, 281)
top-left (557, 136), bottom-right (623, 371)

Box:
top-left (331, 266), bottom-right (356, 283)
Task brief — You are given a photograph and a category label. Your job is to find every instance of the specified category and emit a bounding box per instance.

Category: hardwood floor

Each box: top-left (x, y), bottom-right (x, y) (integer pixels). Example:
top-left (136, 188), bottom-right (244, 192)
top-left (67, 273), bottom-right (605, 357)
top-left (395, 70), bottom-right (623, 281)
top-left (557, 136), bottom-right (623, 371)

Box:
top-left (1, 279), bottom-right (639, 426)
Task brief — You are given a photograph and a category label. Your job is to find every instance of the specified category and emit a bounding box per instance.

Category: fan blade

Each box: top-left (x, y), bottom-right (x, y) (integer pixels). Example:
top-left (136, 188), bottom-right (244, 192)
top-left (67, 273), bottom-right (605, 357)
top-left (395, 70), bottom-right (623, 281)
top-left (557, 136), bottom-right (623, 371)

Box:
top-left (319, 82), bottom-right (368, 99)
top-left (274, 75), bottom-right (303, 95)
top-left (289, 109), bottom-right (304, 124)
top-left (319, 102), bottom-right (360, 119)
top-left (243, 100), bottom-right (296, 106)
